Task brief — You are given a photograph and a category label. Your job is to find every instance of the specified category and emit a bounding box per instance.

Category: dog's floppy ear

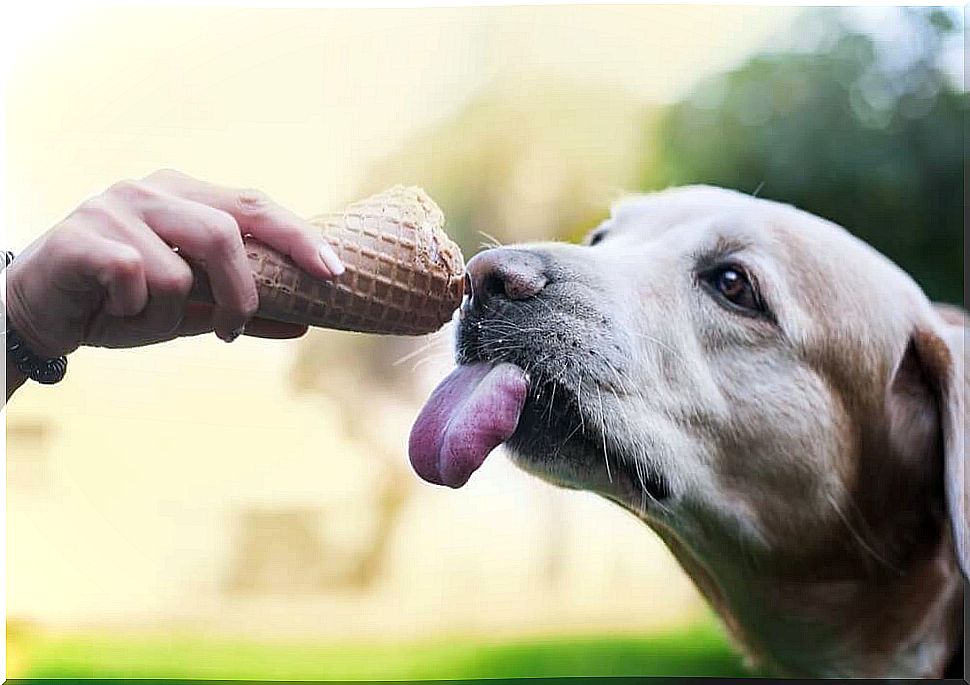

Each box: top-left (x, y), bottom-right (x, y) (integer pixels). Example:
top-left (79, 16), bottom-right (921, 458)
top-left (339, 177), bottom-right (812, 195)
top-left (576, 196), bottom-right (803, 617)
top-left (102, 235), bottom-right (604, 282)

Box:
top-left (887, 317), bottom-right (967, 580)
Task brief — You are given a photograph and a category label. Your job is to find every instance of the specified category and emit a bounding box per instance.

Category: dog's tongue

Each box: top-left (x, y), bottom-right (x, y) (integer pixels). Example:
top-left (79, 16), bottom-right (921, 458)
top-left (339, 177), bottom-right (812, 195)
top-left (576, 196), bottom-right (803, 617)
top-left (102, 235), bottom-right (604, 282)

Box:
top-left (409, 363), bottom-right (528, 488)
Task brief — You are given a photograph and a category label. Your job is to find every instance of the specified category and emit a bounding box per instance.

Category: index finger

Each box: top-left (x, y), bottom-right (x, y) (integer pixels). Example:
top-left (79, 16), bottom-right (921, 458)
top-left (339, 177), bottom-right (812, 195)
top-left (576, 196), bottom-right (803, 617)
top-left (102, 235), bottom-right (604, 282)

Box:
top-left (142, 169), bottom-right (344, 280)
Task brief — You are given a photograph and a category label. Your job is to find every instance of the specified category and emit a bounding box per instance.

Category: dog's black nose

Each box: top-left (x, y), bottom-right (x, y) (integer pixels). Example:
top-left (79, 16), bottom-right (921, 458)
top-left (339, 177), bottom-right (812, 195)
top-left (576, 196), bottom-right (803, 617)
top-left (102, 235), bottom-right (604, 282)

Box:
top-left (465, 248), bottom-right (548, 312)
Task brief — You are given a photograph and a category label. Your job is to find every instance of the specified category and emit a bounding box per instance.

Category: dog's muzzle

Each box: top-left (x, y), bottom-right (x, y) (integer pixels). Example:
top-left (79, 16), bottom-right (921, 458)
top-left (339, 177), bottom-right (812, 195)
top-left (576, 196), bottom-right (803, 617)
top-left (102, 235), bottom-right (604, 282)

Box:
top-left (409, 245), bottom-right (669, 501)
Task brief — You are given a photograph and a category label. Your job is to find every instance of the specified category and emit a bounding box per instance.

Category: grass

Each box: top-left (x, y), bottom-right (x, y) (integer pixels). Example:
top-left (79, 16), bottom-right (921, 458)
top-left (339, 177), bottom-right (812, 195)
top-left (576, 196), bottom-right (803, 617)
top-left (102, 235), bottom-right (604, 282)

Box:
top-left (10, 621), bottom-right (751, 680)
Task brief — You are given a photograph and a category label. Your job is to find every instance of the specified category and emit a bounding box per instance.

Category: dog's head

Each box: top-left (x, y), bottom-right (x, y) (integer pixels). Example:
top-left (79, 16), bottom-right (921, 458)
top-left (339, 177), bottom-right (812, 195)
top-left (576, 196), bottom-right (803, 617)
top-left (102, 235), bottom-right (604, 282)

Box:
top-left (410, 185), bottom-right (967, 584)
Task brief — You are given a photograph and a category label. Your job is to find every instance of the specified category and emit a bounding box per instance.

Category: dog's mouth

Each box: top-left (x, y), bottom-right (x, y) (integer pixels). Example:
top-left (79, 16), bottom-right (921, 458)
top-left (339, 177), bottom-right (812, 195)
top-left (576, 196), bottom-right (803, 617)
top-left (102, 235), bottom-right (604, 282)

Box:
top-left (408, 299), bottom-right (669, 503)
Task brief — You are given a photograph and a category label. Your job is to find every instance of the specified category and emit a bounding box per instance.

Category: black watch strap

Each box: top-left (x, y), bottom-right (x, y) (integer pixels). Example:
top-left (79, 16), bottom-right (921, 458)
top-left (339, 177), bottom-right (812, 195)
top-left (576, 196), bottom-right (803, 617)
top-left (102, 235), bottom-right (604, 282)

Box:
top-left (3, 250), bottom-right (68, 385)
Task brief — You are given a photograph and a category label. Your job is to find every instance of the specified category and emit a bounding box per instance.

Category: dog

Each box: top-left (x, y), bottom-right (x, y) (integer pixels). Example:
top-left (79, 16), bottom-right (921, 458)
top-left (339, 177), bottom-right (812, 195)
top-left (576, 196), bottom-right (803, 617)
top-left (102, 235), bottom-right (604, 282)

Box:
top-left (409, 185), bottom-right (966, 679)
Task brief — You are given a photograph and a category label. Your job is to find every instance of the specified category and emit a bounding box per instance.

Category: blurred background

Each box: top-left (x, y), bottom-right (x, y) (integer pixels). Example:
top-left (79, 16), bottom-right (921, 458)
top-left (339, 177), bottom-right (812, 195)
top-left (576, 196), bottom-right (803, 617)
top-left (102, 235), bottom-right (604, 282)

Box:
top-left (3, 4), bottom-right (965, 679)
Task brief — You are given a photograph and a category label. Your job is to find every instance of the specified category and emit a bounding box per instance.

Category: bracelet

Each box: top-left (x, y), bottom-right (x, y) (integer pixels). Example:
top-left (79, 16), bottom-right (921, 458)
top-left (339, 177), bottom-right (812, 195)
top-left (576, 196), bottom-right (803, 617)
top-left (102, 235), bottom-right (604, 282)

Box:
top-left (3, 251), bottom-right (68, 385)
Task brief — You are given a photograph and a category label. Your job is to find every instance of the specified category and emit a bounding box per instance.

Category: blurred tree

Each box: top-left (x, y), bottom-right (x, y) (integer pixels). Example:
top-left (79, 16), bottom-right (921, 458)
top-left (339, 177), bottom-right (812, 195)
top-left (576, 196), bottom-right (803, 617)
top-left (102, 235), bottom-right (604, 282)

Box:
top-left (643, 7), bottom-right (966, 305)
top-left (286, 329), bottom-right (422, 591)
top-left (355, 73), bottom-right (657, 251)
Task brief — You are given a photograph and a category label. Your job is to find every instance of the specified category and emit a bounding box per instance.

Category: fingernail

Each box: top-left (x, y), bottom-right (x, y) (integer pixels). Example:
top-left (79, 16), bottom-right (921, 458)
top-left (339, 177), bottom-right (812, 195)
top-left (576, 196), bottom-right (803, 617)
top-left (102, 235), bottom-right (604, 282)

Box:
top-left (319, 244), bottom-right (345, 277)
top-left (223, 326), bottom-right (245, 343)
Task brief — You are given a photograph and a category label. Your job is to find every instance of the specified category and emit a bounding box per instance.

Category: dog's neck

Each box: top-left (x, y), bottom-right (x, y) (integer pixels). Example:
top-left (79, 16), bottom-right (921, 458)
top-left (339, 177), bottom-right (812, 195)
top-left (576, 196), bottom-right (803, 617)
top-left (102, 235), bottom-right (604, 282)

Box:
top-left (717, 542), bottom-right (962, 678)
top-left (651, 515), bottom-right (964, 678)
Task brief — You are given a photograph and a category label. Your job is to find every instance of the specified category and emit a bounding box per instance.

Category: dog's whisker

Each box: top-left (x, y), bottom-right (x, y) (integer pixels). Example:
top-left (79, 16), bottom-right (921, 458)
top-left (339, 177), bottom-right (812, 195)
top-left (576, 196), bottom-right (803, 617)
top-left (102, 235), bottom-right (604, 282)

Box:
top-left (629, 331), bottom-right (690, 368)
top-left (606, 386), bottom-right (640, 447)
top-left (824, 491), bottom-right (902, 575)
top-left (411, 351), bottom-right (457, 373)
top-left (523, 295), bottom-right (560, 321)
top-left (545, 382), bottom-right (558, 427)
top-left (599, 357), bottom-right (641, 400)
top-left (393, 337), bottom-right (448, 367)
top-left (476, 230), bottom-right (504, 249)
top-left (555, 419), bottom-right (585, 460)
top-left (575, 370), bottom-right (587, 436)
top-left (632, 456), bottom-right (673, 517)
top-left (596, 387), bottom-right (613, 484)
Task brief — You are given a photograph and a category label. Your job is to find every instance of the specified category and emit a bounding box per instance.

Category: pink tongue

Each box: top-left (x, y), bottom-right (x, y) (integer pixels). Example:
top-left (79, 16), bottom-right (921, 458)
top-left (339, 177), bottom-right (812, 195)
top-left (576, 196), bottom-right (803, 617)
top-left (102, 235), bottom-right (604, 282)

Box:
top-left (409, 363), bottom-right (528, 488)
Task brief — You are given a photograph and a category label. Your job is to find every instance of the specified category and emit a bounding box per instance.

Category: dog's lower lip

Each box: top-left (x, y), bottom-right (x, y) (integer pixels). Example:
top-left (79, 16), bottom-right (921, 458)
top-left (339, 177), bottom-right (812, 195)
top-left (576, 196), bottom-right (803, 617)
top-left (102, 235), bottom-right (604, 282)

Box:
top-left (455, 311), bottom-right (669, 503)
top-left (509, 378), bottom-right (671, 503)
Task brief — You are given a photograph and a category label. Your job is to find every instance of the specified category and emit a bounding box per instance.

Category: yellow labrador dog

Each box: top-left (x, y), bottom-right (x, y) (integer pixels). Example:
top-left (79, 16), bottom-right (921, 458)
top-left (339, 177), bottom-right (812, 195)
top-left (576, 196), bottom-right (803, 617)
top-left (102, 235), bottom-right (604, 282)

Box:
top-left (409, 185), bottom-right (966, 679)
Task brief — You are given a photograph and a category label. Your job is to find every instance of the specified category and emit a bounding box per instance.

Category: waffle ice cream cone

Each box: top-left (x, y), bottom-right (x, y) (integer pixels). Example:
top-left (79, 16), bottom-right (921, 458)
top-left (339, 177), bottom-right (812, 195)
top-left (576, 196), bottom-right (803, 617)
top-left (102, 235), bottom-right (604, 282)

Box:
top-left (192, 186), bottom-right (465, 335)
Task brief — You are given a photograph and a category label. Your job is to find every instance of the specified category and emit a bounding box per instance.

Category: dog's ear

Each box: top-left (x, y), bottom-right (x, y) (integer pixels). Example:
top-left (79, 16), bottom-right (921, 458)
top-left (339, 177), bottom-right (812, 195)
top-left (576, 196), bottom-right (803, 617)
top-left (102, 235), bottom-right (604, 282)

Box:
top-left (887, 319), bottom-right (967, 580)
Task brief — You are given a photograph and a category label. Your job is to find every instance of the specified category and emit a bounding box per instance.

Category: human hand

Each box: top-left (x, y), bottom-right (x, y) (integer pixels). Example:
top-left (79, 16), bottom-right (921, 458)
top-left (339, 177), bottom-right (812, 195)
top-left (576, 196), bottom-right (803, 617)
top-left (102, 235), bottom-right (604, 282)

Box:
top-left (5, 169), bottom-right (344, 359)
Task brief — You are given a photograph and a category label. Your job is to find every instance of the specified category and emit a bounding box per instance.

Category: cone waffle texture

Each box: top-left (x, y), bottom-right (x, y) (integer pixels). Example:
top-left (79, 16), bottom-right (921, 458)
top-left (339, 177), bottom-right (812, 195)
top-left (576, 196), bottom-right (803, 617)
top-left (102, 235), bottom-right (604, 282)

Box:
top-left (245, 186), bottom-right (464, 335)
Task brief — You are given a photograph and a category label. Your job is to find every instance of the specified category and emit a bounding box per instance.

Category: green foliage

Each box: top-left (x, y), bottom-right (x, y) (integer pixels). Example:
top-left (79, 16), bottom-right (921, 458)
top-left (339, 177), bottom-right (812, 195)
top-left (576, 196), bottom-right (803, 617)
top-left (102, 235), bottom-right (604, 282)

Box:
top-left (644, 8), bottom-right (966, 304)
top-left (14, 622), bottom-right (749, 679)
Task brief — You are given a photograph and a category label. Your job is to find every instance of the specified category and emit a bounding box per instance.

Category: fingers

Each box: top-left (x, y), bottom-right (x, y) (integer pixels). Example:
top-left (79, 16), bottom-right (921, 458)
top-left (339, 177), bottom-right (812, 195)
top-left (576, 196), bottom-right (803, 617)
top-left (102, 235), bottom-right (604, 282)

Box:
top-left (174, 302), bottom-right (308, 340)
top-left (171, 301), bottom-right (223, 338)
top-left (17, 173), bottom-right (318, 354)
top-left (75, 236), bottom-right (150, 318)
top-left (142, 169), bottom-right (344, 280)
top-left (138, 196), bottom-right (258, 341)
top-left (116, 224), bottom-right (195, 337)
top-left (65, 222), bottom-right (195, 343)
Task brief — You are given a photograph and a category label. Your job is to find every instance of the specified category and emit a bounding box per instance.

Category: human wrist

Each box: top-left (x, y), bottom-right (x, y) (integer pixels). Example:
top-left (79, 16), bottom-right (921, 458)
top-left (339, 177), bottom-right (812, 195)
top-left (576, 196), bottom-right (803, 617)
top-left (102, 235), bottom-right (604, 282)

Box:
top-left (3, 254), bottom-right (34, 399)
top-left (4, 257), bottom-right (69, 385)
top-left (5, 259), bottom-right (62, 358)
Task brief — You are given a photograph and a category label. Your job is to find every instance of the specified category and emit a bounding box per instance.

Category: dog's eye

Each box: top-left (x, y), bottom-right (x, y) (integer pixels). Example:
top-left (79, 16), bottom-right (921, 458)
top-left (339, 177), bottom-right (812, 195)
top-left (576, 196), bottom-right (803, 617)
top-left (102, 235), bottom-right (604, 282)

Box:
top-left (588, 231), bottom-right (607, 246)
top-left (701, 265), bottom-right (763, 314)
